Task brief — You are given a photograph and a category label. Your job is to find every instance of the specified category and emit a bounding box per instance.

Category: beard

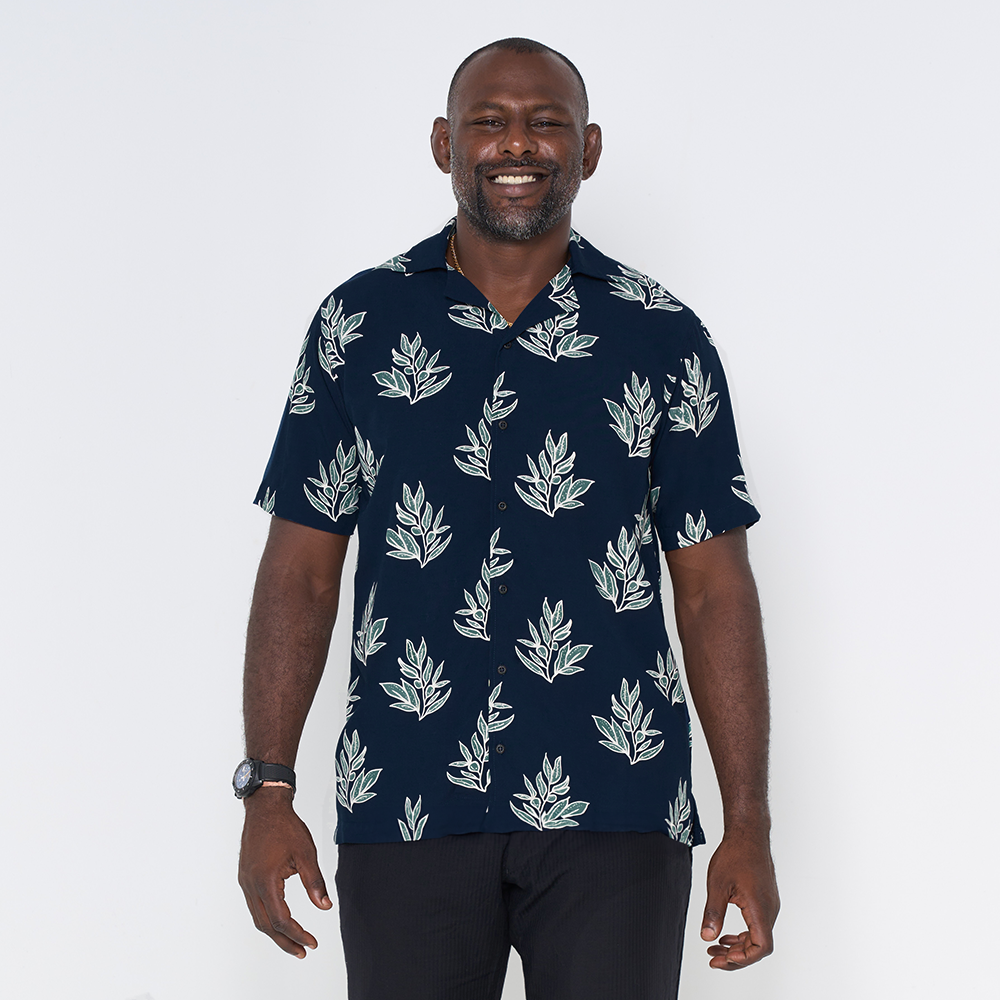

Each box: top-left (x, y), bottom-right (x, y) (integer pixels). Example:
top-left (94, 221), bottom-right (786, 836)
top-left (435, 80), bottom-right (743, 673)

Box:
top-left (451, 155), bottom-right (583, 242)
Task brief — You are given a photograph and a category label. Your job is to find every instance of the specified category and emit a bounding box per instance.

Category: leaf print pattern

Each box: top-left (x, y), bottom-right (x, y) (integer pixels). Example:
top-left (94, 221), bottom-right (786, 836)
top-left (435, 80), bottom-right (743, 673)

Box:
top-left (665, 779), bottom-right (694, 845)
top-left (353, 584), bottom-right (387, 666)
top-left (454, 373), bottom-right (518, 480)
top-left (516, 598), bottom-right (592, 683)
top-left (319, 296), bottom-right (366, 381)
top-left (303, 442), bottom-right (361, 522)
top-left (607, 264), bottom-right (683, 312)
top-left (373, 332), bottom-right (452, 404)
top-left (646, 649), bottom-right (686, 705)
top-left (354, 429), bottom-right (383, 496)
top-left (375, 253), bottom-right (412, 273)
top-left (447, 683), bottom-right (514, 792)
top-left (449, 302), bottom-right (508, 335)
top-left (345, 675), bottom-right (360, 721)
top-left (589, 525), bottom-right (656, 612)
top-left (515, 430), bottom-right (594, 516)
top-left (336, 729), bottom-right (382, 812)
top-left (605, 372), bottom-right (661, 458)
top-left (454, 528), bottom-right (512, 640)
top-left (732, 454), bottom-right (753, 504)
top-left (668, 354), bottom-right (719, 436)
top-left (397, 795), bottom-right (428, 840)
top-left (634, 484), bottom-right (660, 547)
top-left (380, 637), bottom-right (452, 719)
top-left (593, 678), bottom-right (664, 764)
top-left (518, 266), bottom-right (598, 361)
top-left (386, 482), bottom-right (452, 566)
top-left (509, 754), bottom-right (590, 830)
top-left (287, 333), bottom-right (315, 414)
top-left (257, 487), bottom-right (276, 514)
top-left (677, 510), bottom-right (712, 548)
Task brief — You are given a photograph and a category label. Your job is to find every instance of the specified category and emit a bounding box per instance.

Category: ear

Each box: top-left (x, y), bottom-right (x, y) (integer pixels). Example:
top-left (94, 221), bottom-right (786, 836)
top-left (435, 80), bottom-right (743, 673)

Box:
top-left (582, 123), bottom-right (603, 180)
top-left (430, 117), bottom-right (452, 174)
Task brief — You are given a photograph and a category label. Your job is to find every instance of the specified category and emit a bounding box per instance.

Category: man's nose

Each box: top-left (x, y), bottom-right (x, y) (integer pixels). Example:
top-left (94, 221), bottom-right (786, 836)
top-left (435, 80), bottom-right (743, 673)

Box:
top-left (499, 121), bottom-right (538, 159)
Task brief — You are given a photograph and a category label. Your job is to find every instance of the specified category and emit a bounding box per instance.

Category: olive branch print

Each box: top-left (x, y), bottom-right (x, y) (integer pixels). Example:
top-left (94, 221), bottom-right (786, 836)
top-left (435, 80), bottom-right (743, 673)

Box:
top-left (646, 649), bottom-right (686, 705)
top-left (448, 302), bottom-right (508, 335)
top-left (518, 266), bottom-right (599, 361)
top-left (319, 296), bottom-right (366, 381)
top-left (700, 320), bottom-right (716, 345)
top-left (668, 354), bottom-right (719, 436)
top-left (287, 333), bottom-right (315, 414)
top-left (593, 678), bottom-right (664, 764)
top-left (515, 430), bottom-right (595, 516)
top-left (397, 795), bottom-right (428, 840)
top-left (379, 637), bottom-right (452, 719)
top-left (607, 264), bottom-right (683, 311)
top-left (385, 482), bottom-right (452, 566)
top-left (373, 332), bottom-right (452, 404)
top-left (336, 729), bottom-right (382, 812)
top-left (374, 253), bottom-right (412, 274)
top-left (516, 598), bottom-right (592, 683)
top-left (732, 454), bottom-right (753, 504)
top-left (454, 528), bottom-right (512, 640)
top-left (634, 485), bottom-right (660, 547)
top-left (354, 428), bottom-right (383, 495)
top-left (665, 778), bottom-right (694, 845)
top-left (257, 487), bottom-right (276, 514)
top-left (345, 675), bottom-right (360, 721)
top-left (447, 683), bottom-right (514, 792)
top-left (589, 525), bottom-right (656, 612)
top-left (509, 754), bottom-right (590, 830)
top-left (353, 583), bottom-right (387, 666)
top-left (454, 373), bottom-right (518, 480)
top-left (303, 441), bottom-right (361, 522)
top-left (605, 372), bottom-right (662, 458)
top-left (677, 510), bottom-right (712, 548)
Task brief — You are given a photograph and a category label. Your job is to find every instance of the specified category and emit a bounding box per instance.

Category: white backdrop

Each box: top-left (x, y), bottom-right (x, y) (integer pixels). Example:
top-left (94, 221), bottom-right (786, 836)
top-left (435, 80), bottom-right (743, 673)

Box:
top-left (2, 2), bottom-right (997, 998)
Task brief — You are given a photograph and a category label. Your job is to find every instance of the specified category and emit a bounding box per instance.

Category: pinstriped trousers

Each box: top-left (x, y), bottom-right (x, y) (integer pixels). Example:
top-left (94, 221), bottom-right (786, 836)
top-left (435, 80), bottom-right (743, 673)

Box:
top-left (335, 830), bottom-right (692, 1000)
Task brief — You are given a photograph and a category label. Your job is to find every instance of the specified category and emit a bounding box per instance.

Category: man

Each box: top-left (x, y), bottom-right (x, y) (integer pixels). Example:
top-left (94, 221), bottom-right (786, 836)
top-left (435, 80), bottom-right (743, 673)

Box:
top-left (237, 37), bottom-right (778, 1000)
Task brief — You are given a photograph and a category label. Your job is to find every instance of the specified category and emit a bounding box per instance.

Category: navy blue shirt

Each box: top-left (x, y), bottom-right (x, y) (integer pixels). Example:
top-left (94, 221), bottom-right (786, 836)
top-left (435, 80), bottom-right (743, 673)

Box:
top-left (255, 221), bottom-right (759, 846)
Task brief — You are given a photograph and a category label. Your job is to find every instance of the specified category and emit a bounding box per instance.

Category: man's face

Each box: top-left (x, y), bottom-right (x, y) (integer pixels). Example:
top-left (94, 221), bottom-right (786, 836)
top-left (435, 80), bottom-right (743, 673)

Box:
top-left (443, 50), bottom-right (597, 242)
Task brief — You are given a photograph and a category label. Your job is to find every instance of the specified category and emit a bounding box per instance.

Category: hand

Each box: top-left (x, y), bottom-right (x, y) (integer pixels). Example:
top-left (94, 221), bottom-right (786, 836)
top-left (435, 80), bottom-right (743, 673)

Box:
top-left (700, 830), bottom-right (779, 970)
top-left (238, 788), bottom-right (333, 958)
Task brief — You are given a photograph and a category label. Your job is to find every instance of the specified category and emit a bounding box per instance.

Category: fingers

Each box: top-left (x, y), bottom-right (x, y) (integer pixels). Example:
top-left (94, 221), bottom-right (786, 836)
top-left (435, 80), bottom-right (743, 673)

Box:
top-left (257, 875), bottom-right (319, 958)
top-left (242, 884), bottom-right (312, 959)
top-left (704, 899), bottom-right (775, 970)
top-left (298, 852), bottom-right (333, 910)
top-left (700, 877), bottom-right (730, 942)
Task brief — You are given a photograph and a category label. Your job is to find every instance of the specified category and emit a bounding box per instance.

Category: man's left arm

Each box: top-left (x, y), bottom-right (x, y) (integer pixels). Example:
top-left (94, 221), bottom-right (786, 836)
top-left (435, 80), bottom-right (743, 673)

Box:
top-left (665, 525), bottom-right (779, 970)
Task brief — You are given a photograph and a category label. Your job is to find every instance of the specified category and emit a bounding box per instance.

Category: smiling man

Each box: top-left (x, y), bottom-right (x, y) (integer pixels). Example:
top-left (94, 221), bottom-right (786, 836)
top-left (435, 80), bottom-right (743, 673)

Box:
top-left (237, 37), bottom-right (778, 1000)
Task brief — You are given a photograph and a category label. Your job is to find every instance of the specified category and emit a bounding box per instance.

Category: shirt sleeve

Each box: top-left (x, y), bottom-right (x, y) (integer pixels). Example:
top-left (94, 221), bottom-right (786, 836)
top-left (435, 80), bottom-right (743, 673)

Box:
top-left (253, 298), bottom-right (363, 536)
top-left (649, 318), bottom-right (760, 552)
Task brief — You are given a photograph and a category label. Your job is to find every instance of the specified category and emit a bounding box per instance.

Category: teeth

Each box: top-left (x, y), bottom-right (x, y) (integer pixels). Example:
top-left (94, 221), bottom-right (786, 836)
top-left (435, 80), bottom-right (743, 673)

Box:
top-left (492, 174), bottom-right (539, 185)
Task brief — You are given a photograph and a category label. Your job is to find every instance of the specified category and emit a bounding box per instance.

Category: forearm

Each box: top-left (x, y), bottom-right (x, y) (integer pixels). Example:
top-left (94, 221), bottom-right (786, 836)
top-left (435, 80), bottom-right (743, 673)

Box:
top-left (243, 522), bottom-right (345, 767)
top-left (673, 547), bottom-right (770, 833)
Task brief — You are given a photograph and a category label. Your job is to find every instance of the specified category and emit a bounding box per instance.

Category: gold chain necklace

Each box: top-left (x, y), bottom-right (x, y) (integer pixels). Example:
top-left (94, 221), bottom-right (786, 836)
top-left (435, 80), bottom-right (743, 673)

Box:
top-left (448, 231), bottom-right (510, 326)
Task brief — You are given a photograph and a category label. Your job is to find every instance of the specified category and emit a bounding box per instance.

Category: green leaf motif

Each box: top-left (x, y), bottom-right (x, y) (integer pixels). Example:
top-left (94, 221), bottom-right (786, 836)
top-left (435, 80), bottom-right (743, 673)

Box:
top-left (607, 264), bottom-right (683, 312)
top-left (398, 794), bottom-right (428, 840)
top-left (375, 253), bottom-right (412, 274)
top-left (593, 678), bottom-right (664, 764)
top-left (448, 303), bottom-right (508, 335)
top-left (379, 636), bottom-right (451, 720)
top-left (667, 353), bottom-right (719, 437)
top-left (318, 296), bottom-right (366, 381)
top-left (676, 510), bottom-right (712, 548)
top-left (257, 487), bottom-right (276, 514)
top-left (385, 482), bottom-right (452, 566)
top-left (508, 754), bottom-right (589, 830)
top-left (589, 523), bottom-right (655, 612)
top-left (516, 597), bottom-right (591, 683)
top-left (454, 528), bottom-right (512, 641)
top-left (335, 729), bottom-right (382, 813)
top-left (353, 583), bottom-right (388, 665)
top-left (287, 333), bottom-right (316, 414)
top-left (665, 779), bottom-right (694, 845)
top-left (604, 372), bottom-right (662, 458)
top-left (646, 649), bottom-right (686, 705)
top-left (454, 373), bottom-right (518, 480)
top-left (373, 332), bottom-right (452, 404)
top-left (303, 441), bottom-right (361, 522)
top-left (515, 430), bottom-right (594, 517)
top-left (447, 682), bottom-right (513, 792)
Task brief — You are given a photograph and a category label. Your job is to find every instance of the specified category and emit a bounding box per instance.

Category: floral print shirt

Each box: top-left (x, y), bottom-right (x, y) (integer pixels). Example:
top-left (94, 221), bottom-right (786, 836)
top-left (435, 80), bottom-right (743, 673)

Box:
top-left (255, 221), bottom-right (759, 846)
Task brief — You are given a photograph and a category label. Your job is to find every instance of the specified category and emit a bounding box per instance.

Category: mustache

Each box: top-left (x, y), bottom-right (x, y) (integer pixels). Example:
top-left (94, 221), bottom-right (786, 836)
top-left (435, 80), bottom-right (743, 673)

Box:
top-left (474, 158), bottom-right (561, 178)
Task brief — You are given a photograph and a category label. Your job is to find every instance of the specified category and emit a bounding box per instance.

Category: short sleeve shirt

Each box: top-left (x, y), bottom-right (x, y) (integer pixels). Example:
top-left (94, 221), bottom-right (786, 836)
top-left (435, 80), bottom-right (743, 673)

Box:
top-left (255, 221), bottom-right (759, 846)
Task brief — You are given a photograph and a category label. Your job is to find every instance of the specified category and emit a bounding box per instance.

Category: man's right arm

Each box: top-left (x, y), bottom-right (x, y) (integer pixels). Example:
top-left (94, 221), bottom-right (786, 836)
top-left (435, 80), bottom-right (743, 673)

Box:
top-left (238, 516), bottom-right (350, 959)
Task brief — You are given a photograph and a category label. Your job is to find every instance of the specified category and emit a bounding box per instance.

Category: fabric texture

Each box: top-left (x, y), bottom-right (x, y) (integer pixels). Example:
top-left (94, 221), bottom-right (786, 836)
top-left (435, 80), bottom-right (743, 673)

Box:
top-left (255, 220), bottom-right (759, 846)
top-left (335, 829), bottom-right (692, 1000)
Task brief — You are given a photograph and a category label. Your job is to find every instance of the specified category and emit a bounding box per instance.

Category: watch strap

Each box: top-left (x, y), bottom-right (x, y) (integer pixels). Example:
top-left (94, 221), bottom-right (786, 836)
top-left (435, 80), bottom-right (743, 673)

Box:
top-left (258, 762), bottom-right (296, 789)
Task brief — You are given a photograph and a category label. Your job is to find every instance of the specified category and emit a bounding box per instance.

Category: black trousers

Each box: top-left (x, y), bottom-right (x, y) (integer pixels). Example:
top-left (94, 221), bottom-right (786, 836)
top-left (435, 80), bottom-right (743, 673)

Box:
top-left (335, 830), bottom-right (692, 1000)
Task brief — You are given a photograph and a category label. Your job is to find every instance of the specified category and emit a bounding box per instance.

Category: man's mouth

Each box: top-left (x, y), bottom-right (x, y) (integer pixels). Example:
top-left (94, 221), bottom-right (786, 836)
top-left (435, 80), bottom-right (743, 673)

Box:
top-left (489, 174), bottom-right (544, 186)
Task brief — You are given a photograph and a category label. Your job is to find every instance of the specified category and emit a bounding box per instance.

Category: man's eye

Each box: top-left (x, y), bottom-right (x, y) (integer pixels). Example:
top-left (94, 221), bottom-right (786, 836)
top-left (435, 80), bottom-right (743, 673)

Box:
top-left (476, 119), bottom-right (503, 127)
top-left (534, 121), bottom-right (562, 129)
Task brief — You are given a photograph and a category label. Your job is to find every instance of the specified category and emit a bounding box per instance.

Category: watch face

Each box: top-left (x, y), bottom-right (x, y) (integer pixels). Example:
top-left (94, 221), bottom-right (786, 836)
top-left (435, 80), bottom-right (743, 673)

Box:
top-left (235, 762), bottom-right (253, 789)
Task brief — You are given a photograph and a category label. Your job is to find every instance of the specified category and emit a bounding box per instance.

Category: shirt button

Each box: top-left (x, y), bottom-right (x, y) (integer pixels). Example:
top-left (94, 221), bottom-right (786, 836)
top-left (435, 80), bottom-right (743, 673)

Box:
top-left (497, 664), bottom-right (507, 674)
top-left (495, 744), bottom-right (505, 754)
top-left (503, 342), bottom-right (512, 349)
top-left (498, 584), bottom-right (508, 594)
top-left (497, 501), bottom-right (507, 511)
top-left (498, 420), bottom-right (508, 430)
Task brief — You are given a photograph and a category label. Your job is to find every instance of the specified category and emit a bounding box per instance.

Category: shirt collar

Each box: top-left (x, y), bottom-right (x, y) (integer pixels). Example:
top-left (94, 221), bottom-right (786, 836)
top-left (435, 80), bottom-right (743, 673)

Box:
top-left (398, 218), bottom-right (618, 284)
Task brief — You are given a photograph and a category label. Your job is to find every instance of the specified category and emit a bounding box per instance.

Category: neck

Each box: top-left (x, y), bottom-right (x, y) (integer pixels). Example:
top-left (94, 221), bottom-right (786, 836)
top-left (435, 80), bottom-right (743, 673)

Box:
top-left (451, 212), bottom-right (572, 324)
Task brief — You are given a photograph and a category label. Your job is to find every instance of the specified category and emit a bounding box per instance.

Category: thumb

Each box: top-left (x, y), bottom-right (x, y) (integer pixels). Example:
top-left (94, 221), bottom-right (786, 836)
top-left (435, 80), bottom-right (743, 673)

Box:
top-left (701, 881), bottom-right (730, 941)
top-left (296, 848), bottom-right (332, 910)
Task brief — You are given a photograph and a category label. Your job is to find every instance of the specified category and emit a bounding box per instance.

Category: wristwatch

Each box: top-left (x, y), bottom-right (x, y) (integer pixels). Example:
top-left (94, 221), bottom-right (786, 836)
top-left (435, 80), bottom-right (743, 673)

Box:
top-left (232, 758), bottom-right (297, 799)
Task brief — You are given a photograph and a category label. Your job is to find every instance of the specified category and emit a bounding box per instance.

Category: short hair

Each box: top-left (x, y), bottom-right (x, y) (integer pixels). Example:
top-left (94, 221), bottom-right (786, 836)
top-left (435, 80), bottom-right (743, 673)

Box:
top-left (447, 37), bottom-right (589, 124)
